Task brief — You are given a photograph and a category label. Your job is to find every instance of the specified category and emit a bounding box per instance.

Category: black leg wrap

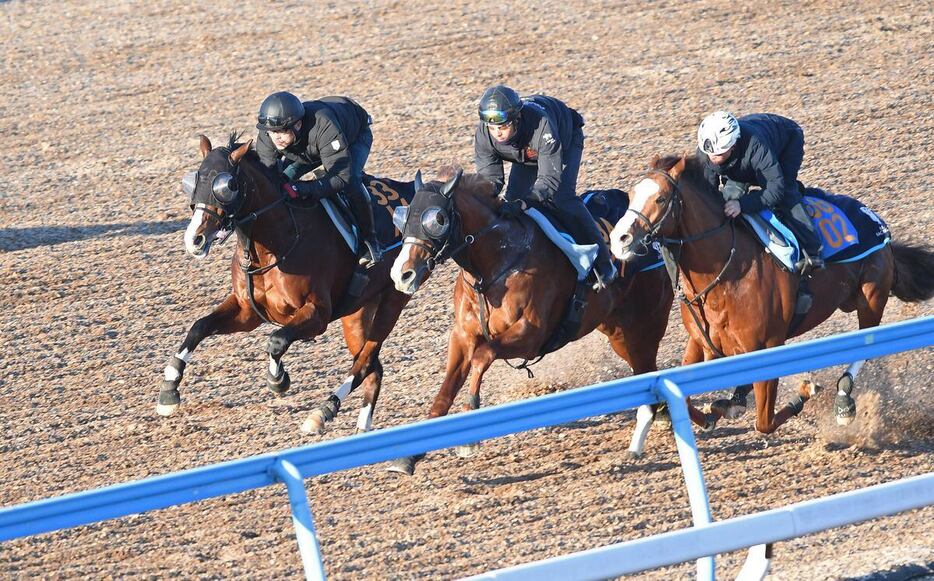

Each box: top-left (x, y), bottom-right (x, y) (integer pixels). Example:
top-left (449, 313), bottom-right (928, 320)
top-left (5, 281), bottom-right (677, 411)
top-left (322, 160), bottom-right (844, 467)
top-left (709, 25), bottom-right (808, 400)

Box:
top-left (468, 393), bottom-right (480, 411)
top-left (266, 368), bottom-right (291, 395)
top-left (159, 388), bottom-right (181, 406)
top-left (786, 395), bottom-right (805, 416)
top-left (834, 394), bottom-right (856, 421)
top-left (166, 355), bottom-right (187, 376)
top-left (732, 384), bottom-right (753, 404)
top-left (837, 373), bottom-right (854, 396)
top-left (319, 395), bottom-right (342, 421)
top-left (385, 454), bottom-right (425, 476)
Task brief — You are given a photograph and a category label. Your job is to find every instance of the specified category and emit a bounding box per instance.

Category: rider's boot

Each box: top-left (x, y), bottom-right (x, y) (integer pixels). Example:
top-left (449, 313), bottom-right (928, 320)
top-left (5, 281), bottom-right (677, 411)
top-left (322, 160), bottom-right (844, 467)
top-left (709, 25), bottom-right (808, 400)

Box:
top-left (348, 183), bottom-right (383, 268)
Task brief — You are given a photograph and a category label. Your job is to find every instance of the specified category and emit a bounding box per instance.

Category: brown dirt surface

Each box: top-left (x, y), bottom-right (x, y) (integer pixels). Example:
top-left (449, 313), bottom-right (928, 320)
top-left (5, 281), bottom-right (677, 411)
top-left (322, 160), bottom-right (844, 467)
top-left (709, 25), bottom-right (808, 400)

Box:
top-left (1, 0), bottom-right (933, 579)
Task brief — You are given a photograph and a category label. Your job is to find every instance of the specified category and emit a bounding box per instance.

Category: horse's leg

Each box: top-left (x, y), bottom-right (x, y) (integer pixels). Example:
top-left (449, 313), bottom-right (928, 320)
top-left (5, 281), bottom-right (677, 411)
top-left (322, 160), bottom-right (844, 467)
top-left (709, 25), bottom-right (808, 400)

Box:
top-left (832, 279), bottom-right (888, 425)
top-left (301, 301), bottom-right (377, 435)
top-left (679, 338), bottom-right (720, 431)
top-left (753, 375), bottom-right (820, 434)
top-left (387, 328), bottom-right (476, 476)
top-left (711, 383), bottom-right (754, 420)
top-left (265, 302), bottom-right (329, 396)
top-left (157, 294), bottom-right (260, 416)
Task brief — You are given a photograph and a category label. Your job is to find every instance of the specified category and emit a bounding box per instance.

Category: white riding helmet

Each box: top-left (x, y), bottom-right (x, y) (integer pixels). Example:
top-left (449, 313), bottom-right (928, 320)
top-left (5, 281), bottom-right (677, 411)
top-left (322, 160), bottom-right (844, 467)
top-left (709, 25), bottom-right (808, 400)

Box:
top-left (698, 111), bottom-right (741, 155)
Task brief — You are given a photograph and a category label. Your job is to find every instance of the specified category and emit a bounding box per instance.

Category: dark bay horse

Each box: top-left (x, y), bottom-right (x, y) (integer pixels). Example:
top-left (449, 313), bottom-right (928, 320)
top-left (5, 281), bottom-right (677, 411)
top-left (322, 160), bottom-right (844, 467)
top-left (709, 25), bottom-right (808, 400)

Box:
top-left (159, 134), bottom-right (417, 435)
top-left (610, 154), bottom-right (934, 434)
top-left (387, 169), bottom-right (674, 474)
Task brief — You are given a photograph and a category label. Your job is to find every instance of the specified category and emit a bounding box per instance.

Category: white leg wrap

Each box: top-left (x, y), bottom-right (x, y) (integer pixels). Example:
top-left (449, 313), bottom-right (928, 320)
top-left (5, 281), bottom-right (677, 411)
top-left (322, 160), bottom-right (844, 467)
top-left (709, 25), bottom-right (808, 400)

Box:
top-left (628, 405), bottom-right (655, 454)
top-left (737, 544), bottom-right (771, 581)
top-left (163, 349), bottom-right (191, 381)
top-left (268, 355), bottom-right (281, 377)
top-left (335, 376), bottom-right (354, 402)
top-left (357, 404), bottom-right (373, 432)
top-left (839, 360), bottom-right (865, 395)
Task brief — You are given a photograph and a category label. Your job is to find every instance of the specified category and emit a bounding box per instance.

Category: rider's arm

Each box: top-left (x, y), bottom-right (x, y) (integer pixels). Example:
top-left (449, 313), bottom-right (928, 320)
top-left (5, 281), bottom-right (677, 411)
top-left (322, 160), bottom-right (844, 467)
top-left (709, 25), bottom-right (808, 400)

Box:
top-left (474, 124), bottom-right (506, 195)
top-left (740, 140), bottom-right (785, 214)
top-left (302, 112), bottom-right (353, 199)
top-left (528, 118), bottom-right (562, 203)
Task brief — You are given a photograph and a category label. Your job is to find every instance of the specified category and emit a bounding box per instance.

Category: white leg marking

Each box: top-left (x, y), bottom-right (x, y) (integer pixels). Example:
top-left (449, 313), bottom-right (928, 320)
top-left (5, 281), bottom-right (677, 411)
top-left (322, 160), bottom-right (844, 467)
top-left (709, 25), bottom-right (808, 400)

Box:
top-left (268, 355), bottom-right (282, 377)
top-left (356, 403), bottom-right (373, 432)
top-left (628, 404), bottom-right (656, 455)
top-left (736, 544), bottom-right (771, 581)
top-left (335, 375), bottom-right (354, 402)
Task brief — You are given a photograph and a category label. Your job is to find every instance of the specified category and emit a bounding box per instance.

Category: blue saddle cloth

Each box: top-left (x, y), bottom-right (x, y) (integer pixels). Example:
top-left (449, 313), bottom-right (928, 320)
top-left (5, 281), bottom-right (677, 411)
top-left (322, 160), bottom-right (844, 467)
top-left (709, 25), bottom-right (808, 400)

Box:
top-left (745, 187), bottom-right (891, 271)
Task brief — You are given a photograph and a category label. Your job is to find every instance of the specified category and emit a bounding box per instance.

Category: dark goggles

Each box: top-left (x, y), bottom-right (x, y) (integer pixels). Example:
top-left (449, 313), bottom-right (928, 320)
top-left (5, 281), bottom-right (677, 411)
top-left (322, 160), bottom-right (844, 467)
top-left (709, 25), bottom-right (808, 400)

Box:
top-left (258, 115), bottom-right (295, 130)
top-left (479, 109), bottom-right (511, 125)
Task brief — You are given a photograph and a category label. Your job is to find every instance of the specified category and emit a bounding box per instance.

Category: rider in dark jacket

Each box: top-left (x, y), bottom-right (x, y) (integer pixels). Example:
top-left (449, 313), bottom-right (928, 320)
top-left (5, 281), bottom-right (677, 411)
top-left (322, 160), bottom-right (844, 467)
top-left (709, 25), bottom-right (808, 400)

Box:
top-left (697, 111), bottom-right (824, 273)
top-left (474, 85), bottom-right (617, 290)
top-left (255, 91), bottom-right (382, 267)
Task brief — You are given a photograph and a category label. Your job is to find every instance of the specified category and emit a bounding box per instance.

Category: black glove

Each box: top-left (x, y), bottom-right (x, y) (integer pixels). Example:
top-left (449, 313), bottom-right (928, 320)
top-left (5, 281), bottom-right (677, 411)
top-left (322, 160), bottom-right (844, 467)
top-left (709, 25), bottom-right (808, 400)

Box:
top-left (498, 199), bottom-right (527, 218)
top-left (292, 179), bottom-right (327, 201)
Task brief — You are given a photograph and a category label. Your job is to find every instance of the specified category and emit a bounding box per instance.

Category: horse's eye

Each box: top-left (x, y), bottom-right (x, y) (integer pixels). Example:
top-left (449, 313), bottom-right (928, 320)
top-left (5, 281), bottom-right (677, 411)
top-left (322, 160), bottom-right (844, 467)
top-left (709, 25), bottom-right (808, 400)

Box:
top-left (657, 196), bottom-right (668, 205)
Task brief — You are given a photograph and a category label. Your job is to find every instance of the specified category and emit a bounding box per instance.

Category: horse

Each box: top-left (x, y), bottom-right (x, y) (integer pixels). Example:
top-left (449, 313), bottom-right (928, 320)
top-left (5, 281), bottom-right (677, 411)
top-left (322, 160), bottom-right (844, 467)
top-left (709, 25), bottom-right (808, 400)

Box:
top-left (610, 154), bottom-right (934, 435)
top-left (158, 133), bottom-right (419, 435)
top-left (386, 168), bottom-right (674, 475)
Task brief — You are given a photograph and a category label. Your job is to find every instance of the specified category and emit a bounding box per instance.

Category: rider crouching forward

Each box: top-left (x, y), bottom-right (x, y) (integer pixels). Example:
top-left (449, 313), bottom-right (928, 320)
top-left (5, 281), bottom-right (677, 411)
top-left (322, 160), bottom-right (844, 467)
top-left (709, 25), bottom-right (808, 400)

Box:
top-left (255, 91), bottom-right (382, 267)
top-left (697, 111), bottom-right (825, 274)
top-left (474, 85), bottom-right (618, 291)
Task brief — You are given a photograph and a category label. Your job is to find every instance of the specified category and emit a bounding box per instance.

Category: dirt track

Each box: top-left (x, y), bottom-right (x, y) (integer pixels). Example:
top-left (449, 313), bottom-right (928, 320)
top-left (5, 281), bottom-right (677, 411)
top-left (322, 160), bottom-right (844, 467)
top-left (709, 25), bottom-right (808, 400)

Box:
top-left (1, 0), bottom-right (933, 579)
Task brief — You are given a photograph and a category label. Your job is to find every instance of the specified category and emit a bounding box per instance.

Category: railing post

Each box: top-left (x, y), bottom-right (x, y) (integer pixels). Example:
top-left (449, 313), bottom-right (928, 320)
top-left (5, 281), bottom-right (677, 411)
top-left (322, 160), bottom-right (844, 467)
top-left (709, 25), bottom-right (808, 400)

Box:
top-left (656, 378), bottom-right (715, 581)
top-left (272, 459), bottom-right (326, 581)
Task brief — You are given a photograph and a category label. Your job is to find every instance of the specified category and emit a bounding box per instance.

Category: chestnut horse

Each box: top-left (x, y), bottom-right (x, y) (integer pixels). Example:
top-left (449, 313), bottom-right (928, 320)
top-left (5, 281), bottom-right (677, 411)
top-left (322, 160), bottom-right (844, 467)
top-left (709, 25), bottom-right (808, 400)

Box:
top-left (387, 169), bottom-right (674, 475)
top-left (158, 134), bottom-right (416, 435)
top-left (610, 154), bottom-right (934, 434)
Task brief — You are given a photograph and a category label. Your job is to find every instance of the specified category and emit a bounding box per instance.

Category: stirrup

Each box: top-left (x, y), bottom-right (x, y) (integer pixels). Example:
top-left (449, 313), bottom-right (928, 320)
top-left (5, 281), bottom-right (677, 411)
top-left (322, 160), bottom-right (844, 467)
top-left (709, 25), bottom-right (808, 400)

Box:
top-left (591, 262), bottom-right (618, 292)
top-left (358, 239), bottom-right (383, 268)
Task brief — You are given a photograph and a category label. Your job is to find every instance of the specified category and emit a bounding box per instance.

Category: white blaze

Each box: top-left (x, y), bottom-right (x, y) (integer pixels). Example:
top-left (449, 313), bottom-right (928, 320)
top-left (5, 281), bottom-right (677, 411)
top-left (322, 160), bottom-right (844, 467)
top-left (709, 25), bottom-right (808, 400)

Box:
top-left (184, 208), bottom-right (209, 258)
top-left (390, 238), bottom-right (420, 293)
top-left (611, 178), bottom-right (660, 259)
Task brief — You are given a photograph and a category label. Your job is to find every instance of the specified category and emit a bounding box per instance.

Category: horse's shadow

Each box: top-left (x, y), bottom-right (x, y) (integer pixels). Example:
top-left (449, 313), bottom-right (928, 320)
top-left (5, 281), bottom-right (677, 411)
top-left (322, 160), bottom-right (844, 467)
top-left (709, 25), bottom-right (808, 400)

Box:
top-left (0, 219), bottom-right (189, 252)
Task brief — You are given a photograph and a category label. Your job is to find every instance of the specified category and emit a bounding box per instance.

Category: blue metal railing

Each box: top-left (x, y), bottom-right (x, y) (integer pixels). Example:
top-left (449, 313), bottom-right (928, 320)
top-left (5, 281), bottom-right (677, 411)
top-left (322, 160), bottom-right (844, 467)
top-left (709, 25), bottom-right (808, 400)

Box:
top-left (1, 315), bottom-right (932, 580)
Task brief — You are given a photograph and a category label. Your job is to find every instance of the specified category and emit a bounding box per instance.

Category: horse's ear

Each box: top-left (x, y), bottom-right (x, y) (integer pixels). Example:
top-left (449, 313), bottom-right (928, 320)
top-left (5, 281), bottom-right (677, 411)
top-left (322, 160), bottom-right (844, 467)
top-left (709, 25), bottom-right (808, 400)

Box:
top-left (414, 169), bottom-right (424, 192)
top-left (648, 154), bottom-right (660, 169)
top-left (229, 140), bottom-right (252, 165)
top-left (440, 168), bottom-right (463, 198)
top-left (669, 156), bottom-right (688, 181)
top-left (199, 134), bottom-right (212, 159)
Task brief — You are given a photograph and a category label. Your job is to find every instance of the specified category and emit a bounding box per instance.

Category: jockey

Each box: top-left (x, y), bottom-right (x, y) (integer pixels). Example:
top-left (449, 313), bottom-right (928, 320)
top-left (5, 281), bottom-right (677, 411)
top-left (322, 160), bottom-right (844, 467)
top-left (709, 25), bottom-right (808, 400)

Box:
top-left (255, 91), bottom-right (382, 267)
top-left (474, 85), bottom-right (618, 291)
top-left (697, 111), bottom-right (825, 273)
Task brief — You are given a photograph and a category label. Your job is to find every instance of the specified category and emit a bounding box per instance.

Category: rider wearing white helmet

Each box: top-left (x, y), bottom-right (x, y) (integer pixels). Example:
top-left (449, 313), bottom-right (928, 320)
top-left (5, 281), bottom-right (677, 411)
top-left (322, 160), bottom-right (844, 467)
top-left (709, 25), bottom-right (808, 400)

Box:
top-left (697, 111), bottom-right (824, 273)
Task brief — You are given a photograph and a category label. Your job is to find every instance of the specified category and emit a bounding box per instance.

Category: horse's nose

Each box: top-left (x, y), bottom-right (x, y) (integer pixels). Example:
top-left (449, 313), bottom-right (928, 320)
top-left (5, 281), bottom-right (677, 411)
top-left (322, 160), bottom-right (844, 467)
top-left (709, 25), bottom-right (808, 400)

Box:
top-left (192, 234), bottom-right (206, 250)
top-left (401, 269), bottom-right (416, 284)
top-left (618, 233), bottom-right (634, 249)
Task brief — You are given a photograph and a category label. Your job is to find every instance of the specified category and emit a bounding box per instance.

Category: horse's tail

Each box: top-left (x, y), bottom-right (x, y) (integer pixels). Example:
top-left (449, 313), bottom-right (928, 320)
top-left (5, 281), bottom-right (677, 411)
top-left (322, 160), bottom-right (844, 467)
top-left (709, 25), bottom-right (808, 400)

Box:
top-left (891, 242), bottom-right (934, 302)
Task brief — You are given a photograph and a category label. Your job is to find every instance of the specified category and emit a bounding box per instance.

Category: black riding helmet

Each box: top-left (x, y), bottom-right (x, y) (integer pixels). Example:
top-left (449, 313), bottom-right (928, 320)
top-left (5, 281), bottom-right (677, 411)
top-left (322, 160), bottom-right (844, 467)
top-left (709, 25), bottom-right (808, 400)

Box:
top-left (478, 85), bottom-right (522, 125)
top-left (256, 91), bottom-right (305, 131)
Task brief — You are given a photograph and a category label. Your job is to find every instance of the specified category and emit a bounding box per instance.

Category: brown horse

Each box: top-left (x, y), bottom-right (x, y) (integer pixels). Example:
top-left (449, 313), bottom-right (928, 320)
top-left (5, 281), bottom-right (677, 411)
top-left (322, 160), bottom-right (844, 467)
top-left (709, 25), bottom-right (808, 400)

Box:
top-left (158, 134), bottom-right (417, 435)
top-left (387, 168), bottom-right (674, 474)
top-left (610, 154), bottom-right (934, 434)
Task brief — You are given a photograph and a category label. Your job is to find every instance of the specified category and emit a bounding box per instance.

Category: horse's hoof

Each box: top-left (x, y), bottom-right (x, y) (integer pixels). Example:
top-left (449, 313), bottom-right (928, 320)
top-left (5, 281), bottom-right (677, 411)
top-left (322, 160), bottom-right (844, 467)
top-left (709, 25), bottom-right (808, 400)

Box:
top-left (654, 406), bottom-right (672, 427)
top-left (267, 370), bottom-right (291, 396)
top-left (454, 443), bottom-right (479, 458)
top-left (701, 413), bottom-right (719, 433)
top-left (386, 456), bottom-right (419, 476)
top-left (834, 394), bottom-right (856, 426)
top-left (711, 398), bottom-right (746, 420)
top-left (300, 411), bottom-right (326, 435)
top-left (626, 449), bottom-right (643, 460)
top-left (801, 380), bottom-right (822, 397)
top-left (156, 389), bottom-right (180, 416)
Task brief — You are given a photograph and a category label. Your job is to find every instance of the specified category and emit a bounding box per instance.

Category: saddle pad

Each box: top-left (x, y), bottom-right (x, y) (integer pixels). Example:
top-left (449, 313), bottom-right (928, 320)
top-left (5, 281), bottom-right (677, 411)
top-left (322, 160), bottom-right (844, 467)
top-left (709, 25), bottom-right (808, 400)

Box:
top-left (746, 188), bottom-right (891, 270)
top-left (803, 187), bottom-right (891, 263)
top-left (323, 174), bottom-right (416, 254)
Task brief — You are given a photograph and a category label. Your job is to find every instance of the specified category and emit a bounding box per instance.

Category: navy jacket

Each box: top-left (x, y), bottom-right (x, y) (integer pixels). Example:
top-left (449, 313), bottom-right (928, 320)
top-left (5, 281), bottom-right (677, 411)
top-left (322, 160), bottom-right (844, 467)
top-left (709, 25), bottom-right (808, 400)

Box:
top-left (256, 96), bottom-right (370, 196)
top-left (699, 114), bottom-right (803, 213)
top-left (474, 95), bottom-right (585, 203)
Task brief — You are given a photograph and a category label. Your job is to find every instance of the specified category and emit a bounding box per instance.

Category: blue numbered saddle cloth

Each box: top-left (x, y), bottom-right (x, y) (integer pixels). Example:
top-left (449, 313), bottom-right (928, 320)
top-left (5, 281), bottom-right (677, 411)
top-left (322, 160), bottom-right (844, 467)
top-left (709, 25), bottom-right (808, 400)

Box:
top-left (743, 187), bottom-right (891, 272)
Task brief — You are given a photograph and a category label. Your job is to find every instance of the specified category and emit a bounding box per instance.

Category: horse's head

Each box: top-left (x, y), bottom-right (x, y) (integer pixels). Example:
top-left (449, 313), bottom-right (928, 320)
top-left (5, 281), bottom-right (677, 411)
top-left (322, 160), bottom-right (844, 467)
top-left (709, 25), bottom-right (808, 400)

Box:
top-left (610, 155), bottom-right (687, 262)
top-left (181, 134), bottom-right (253, 259)
top-left (390, 168), bottom-right (463, 295)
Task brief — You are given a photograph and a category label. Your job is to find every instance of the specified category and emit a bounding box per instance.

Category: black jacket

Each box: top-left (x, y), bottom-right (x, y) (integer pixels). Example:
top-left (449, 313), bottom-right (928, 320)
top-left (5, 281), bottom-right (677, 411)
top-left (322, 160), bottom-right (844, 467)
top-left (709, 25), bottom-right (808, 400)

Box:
top-left (474, 95), bottom-right (585, 203)
top-left (699, 113), bottom-right (803, 213)
top-left (256, 96), bottom-right (370, 196)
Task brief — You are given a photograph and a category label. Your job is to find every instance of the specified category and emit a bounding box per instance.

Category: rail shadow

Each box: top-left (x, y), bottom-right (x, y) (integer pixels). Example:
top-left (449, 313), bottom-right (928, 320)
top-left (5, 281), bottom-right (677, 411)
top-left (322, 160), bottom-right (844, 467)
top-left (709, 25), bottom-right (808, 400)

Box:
top-left (0, 219), bottom-right (188, 252)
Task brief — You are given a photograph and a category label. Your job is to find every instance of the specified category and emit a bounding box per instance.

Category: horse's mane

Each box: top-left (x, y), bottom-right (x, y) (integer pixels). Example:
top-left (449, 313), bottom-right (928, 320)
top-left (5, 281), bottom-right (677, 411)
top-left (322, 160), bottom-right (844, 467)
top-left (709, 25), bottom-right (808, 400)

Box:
top-left (649, 153), bottom-right (719, 201)
top-left (215, 130), bottom-right (282, 185)
top-left (436, 165), bottom-right (500, 209)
